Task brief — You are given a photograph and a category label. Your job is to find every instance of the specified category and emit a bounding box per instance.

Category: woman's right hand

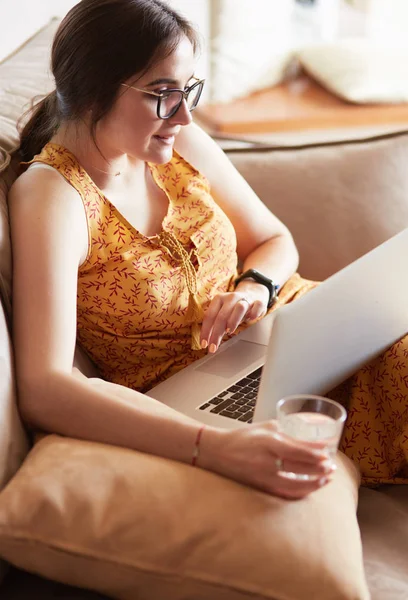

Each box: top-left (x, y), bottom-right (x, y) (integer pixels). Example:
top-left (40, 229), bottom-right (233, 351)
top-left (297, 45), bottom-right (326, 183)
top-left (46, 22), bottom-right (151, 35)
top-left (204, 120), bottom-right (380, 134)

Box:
top-left (201, 421), bottom-right (336, 500)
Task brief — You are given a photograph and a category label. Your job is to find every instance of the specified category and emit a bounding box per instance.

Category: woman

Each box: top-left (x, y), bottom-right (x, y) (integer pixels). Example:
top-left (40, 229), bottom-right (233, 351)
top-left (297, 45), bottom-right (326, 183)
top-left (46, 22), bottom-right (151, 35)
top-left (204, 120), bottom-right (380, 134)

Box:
top-left (9, 0), bottom-right (334, 500)
top-left (10, 0), bottom-right (404, 499)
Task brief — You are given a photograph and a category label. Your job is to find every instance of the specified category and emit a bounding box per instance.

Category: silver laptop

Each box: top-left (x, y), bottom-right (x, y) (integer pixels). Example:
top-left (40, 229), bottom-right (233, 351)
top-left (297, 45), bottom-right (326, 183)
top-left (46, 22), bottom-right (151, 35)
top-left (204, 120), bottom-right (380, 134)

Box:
top-left (147, 228), bottom-right (408, 428)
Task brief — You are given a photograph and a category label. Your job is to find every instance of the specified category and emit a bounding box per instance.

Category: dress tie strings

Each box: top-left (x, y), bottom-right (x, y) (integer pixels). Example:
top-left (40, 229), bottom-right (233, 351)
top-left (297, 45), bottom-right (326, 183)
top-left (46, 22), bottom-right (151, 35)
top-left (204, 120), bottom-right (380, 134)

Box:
top-left (157, 230), bottom-right (204, 350)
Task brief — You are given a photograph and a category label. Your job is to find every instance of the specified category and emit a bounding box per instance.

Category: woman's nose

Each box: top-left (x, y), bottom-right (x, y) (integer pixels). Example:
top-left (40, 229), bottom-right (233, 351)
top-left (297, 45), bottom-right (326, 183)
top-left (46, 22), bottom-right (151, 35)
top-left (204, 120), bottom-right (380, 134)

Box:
top-left (170, 98), bottom-right (193, 126)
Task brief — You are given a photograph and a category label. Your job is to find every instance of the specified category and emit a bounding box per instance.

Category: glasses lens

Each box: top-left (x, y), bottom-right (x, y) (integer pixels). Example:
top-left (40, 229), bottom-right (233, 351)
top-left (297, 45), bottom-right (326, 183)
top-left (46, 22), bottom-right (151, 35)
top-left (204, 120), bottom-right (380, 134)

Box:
top-left (187, 81), bottom-right (203, 111)
top-left (159, 91), bottom-right (183, 119)
top-left (158, 81), bottom-right (204, 119)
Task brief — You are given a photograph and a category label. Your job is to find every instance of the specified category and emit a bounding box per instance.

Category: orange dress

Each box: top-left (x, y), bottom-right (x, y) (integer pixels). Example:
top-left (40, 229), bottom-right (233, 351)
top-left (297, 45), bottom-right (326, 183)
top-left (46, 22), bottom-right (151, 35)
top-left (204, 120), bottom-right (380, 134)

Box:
top-left (24, 144), bottom-right (408, 486)
top-left (25, 143), bottom-right (237, 391)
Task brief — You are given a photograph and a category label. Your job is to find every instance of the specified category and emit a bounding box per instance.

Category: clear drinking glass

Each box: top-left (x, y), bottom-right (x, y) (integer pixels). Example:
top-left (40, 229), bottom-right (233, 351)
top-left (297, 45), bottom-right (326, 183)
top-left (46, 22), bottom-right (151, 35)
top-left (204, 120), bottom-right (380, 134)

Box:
top-left (276, 395), bottom-right (347, 481)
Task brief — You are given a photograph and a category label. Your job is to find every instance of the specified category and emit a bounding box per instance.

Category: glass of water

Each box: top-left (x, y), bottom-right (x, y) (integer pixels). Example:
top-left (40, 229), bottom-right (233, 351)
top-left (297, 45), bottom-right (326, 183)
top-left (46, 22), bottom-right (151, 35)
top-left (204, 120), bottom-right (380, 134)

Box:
top-left (276, 395), bottom-right (347, 481)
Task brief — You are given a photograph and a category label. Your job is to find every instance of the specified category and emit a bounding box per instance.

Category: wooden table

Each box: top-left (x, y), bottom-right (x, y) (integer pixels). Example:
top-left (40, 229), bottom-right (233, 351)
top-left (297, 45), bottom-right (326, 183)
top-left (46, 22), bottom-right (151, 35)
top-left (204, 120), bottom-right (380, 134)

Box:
top-left (196, 74), bottom-right (408, 136)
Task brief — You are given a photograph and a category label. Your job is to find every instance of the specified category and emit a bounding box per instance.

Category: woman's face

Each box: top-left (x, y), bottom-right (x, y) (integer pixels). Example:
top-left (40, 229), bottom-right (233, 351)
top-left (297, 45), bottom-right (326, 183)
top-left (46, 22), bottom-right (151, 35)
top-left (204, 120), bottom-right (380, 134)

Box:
top-left (97, 36), bottom-right (197, 164)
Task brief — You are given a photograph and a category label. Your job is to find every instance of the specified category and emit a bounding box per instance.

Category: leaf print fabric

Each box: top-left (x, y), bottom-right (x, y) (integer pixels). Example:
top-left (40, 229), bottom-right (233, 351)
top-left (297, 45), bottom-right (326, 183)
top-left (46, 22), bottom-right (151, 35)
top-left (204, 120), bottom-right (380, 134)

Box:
top-left (25, 143), bottom-right (238, 392)
top-left (329, 340), bottom-right (408, 486)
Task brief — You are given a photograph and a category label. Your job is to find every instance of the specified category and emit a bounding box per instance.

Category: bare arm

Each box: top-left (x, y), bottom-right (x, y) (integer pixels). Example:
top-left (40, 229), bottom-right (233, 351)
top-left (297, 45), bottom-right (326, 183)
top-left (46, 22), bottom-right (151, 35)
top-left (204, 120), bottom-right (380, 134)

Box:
top-left (175, 123), bottom-right (299, 287)
top-left (9, 169), bottom-right (205, 462)
top-left (175, 124), bottom-right (299, 350)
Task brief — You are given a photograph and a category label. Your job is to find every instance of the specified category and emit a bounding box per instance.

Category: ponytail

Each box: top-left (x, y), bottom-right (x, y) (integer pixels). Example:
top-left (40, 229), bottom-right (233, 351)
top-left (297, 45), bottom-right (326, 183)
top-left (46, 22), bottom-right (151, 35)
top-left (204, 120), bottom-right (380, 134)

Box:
top-left (18, 90), bottom-right (60, 162)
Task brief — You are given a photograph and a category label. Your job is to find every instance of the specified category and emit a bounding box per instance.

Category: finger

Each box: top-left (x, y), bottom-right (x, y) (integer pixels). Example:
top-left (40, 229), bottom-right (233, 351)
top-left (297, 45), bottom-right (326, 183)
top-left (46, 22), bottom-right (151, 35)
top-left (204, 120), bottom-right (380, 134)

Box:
top-left (272, 474), bottom-right (332, 497)
top-left (200, 296), bottom-right (223, 347)
top-left (246, 299), bottom-right (267, 323)
top-left (275, 457), bottom-right (336, 478)
top-left (273, 477), bottom-right (331, 500)
top-left (208, 301), bottom-right (245, 350)
top-left (225, 299), bottom-right (251, 334)
top-left (272, 432), bottom-right (331, 464)
top-left (277, 429), bottom-right (332, 451)
top-left (262, 419), bottom-right (330, 451)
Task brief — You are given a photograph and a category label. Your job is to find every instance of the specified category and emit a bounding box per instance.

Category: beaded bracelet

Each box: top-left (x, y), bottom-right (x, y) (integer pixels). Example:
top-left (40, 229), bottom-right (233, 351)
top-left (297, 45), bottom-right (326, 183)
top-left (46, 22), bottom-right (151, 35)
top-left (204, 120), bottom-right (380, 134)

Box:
top-left (191, 425), bottom-right (205, 466)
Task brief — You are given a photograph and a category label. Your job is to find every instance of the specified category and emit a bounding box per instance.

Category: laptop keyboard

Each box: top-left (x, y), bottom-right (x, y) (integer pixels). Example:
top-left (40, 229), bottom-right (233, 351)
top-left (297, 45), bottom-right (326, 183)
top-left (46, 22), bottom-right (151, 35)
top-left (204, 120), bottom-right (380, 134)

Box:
top-left (197, 366), bottom-right (263, 423)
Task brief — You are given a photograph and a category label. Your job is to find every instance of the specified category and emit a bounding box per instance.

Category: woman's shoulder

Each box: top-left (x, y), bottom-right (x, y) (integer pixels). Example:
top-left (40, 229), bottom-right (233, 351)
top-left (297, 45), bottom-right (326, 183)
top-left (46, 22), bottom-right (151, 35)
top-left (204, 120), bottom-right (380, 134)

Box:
top-left (9, 162), bottom-right (86, 229)
top-left (10, 163), bottom-right (81, 209)
top-left (173, 123), bottom-right (229, 183)
top-left (9, 162), bottom-right (89, 265)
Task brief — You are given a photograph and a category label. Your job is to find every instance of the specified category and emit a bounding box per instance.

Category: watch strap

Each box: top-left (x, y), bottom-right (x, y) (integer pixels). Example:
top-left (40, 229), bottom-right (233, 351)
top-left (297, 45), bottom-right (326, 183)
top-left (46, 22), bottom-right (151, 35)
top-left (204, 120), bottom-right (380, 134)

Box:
top-left (234, 268), bottom-right (278, 309)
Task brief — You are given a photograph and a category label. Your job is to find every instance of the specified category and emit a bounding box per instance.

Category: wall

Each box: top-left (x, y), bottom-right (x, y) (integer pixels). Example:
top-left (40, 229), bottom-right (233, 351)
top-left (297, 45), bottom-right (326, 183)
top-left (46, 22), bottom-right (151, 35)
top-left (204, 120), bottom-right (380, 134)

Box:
top-left (0, 0), bottom-right (78, 63)
top-left (0, 0), bottom-right (210, 97)
top-left (165, 1), bottom-right (210, 100)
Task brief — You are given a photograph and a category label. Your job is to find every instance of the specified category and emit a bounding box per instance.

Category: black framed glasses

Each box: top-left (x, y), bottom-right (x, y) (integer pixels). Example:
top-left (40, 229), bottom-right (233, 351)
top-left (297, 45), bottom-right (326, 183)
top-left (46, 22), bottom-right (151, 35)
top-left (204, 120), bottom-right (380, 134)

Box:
top-left (121, 76), bottom-right (205, 119)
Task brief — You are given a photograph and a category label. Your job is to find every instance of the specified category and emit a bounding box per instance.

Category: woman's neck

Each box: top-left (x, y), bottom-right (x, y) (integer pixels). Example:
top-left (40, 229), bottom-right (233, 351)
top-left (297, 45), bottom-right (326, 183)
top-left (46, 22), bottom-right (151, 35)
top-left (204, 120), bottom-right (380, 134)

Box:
top-left (50, 122), bottom-right (144, 187)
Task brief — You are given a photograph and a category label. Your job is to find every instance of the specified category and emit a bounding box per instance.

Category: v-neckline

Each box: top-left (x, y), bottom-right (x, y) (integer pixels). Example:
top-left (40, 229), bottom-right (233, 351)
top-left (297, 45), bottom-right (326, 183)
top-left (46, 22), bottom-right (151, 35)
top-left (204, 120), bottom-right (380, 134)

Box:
top-left (45, 142), bottom-right (173, 242)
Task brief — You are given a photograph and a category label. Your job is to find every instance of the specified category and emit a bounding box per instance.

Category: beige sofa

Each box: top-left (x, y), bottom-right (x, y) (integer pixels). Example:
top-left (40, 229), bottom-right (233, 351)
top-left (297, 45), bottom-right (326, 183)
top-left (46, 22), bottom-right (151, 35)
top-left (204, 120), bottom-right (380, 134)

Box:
top-left (1, 17), bottom-right (408, 600)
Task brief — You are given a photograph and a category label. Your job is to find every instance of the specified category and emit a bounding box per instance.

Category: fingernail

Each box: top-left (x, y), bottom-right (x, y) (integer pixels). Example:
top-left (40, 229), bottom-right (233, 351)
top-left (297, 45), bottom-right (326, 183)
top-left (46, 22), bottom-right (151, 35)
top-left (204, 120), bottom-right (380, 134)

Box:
top-left (209, 343), bottom-right (217, 354)
top-left (319, 477), bottom-right (328, 486)
top-left (323, 460), bottom-right (333, 473)
top-left (201, 339), bottom-right (208, 349)
top-left (312, 450), bottom-right (327, 458)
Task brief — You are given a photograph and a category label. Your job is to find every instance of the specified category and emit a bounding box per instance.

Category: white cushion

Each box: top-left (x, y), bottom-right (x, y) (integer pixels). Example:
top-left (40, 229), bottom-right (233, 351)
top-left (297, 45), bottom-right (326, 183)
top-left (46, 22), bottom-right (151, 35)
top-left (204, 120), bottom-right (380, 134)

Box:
top-left (209, 0), bottom-right (295, 103)
top-left (299, 38), bottom-right (408, 104)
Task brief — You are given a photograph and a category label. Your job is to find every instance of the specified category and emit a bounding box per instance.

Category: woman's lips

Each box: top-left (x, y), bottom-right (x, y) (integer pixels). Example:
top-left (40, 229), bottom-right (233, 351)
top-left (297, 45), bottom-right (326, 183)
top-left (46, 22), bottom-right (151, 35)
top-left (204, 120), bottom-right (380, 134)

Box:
top-left (154, 135), bottom-right (175, 146)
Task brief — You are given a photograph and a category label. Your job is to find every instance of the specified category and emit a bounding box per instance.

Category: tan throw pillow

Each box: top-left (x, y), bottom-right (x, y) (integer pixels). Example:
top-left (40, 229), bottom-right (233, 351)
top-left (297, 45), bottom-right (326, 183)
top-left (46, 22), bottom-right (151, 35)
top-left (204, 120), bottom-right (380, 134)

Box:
top-left (299, 39), bottom-right (408, 104)
top-left (0, 435), bottom-right (369, 600)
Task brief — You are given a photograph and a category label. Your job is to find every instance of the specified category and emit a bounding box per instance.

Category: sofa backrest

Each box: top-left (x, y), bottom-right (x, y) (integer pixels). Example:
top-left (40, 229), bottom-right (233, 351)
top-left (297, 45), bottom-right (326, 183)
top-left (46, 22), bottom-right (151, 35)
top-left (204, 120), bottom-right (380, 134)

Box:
top-left (0, 19), bottom-right (60, 581)
top-left (0, 278), bottom-right (29, 499)
top-left (226, 131), bottom-right (408, 281)
top-left (0, 272), bottom-right (29, 584)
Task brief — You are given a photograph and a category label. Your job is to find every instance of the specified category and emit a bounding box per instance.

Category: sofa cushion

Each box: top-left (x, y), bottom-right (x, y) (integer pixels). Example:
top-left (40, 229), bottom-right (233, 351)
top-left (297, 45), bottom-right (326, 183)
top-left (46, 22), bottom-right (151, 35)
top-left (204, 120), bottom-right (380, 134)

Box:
top-left (2, 567), bottom-right (110, 600)
top-left (0, 19), bottom-right (57, 154)
top-left (0, 434), bottom-right (369, 600)
top-left (0, 21), bottom-right (57, 582)
top-left (226, 130), bottom-right (408, 281)
top-left (0, 289), bottom-right (29, 584)
top-left (0, 20), bottom-right (96, 586)
top-left (0, 156), bottom-right (20, 316)
top-left (0, 18), bottom-right (58, 585)
top-left (0, 18), bottom-right (58, 314)
top-left (358, 485), bottom-right (408, 600)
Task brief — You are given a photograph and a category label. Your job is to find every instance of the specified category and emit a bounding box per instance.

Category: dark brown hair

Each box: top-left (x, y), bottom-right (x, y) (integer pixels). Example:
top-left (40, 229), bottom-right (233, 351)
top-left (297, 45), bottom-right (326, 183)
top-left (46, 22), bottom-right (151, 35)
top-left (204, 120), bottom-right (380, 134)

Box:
top-left (19, 0), bottom-right (199, 162)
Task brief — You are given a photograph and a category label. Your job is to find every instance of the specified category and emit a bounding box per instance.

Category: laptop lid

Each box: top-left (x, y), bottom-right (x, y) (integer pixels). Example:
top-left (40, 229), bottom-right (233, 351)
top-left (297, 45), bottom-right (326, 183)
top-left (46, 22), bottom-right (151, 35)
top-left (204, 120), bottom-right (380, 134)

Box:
top-left (254, 227), bottom-right (408, 421)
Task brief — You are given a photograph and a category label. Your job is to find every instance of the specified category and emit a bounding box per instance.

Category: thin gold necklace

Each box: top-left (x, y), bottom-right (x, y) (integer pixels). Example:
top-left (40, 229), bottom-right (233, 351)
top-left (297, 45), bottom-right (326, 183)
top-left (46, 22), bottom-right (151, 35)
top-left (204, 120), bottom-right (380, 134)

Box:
top-left (90, 164), bottom-right (122, 177)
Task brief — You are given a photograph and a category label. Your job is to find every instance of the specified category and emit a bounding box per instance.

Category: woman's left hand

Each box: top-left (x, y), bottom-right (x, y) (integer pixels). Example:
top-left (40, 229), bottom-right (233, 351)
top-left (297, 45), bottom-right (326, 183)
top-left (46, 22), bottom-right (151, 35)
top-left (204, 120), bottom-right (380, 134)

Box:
top-left (200, 285), bottom-right (269, 353)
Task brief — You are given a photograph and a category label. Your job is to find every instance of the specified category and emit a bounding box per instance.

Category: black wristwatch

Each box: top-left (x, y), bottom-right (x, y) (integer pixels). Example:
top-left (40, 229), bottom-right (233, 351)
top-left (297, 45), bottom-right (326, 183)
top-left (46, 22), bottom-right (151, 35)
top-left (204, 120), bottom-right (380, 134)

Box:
top-left (234, 269), bottom-right (278, 309)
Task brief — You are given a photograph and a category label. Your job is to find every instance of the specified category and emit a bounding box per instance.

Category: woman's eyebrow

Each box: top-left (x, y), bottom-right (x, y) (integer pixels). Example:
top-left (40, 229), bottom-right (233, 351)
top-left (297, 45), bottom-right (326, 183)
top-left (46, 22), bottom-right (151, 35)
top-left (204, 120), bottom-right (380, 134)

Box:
top-left (145, 77), bottom-right (178, 87)
top-left (145, 74), bottom-right (195, 87)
